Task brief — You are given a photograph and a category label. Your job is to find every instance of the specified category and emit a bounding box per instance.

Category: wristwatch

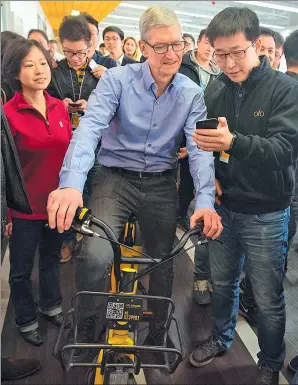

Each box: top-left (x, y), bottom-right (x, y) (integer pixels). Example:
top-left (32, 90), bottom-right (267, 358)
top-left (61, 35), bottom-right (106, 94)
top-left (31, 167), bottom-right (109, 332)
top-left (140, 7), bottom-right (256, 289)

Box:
top-left (228, 132), bottom-right (238, 152)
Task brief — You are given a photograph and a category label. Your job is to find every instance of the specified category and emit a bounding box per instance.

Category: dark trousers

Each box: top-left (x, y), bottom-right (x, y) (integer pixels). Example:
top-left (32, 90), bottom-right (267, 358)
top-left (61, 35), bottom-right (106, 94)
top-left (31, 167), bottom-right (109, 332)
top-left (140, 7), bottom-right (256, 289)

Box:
top-left (9, 218), bottom-right (63, 331)
top-left (76, 167), bottom-right (178, 328)
top-left (178, 157), bottom-right (194, 217)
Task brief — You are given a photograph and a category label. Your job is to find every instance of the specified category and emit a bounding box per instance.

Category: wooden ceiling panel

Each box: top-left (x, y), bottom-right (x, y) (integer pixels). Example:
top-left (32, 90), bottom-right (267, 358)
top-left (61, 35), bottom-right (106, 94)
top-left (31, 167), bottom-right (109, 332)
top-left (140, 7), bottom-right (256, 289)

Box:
top-left (40, 1), bottom-right (121, 32)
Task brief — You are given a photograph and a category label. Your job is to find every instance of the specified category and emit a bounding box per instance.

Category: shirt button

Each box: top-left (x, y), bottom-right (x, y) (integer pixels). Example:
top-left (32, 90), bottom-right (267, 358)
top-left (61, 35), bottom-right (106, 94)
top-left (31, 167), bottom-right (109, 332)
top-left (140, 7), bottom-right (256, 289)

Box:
top-left (153, 123), bottom-right (157, 127)
top-left (156, 101), bottom-right (160, 105)
top-left (236, 113), bottom-right (239, 117)
top-left (239, 94), bottom-right (242, 97)
top-left (148, 144), bottom-right (152, 147)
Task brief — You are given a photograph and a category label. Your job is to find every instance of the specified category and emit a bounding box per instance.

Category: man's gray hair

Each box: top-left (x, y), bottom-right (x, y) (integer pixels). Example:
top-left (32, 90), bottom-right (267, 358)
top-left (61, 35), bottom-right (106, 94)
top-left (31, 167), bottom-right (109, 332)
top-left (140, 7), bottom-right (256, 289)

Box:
top-left (139, 6), bottom-right (181, 41)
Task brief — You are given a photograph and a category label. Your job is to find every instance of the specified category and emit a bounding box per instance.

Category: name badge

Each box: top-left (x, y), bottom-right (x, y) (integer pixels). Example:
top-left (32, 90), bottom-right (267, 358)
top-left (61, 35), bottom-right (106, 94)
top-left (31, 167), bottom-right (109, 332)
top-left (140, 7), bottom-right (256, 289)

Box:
top-left (71, 112), bottom-right (80, 130)
top-left (220, 151), bottom-right (230, 163)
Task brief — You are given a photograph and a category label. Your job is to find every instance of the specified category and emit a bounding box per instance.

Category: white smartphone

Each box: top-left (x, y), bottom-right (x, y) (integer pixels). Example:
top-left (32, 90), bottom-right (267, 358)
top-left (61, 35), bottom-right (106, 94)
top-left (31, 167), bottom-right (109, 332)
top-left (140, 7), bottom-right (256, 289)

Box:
top-left (89, 59), bottom-right (98, 70)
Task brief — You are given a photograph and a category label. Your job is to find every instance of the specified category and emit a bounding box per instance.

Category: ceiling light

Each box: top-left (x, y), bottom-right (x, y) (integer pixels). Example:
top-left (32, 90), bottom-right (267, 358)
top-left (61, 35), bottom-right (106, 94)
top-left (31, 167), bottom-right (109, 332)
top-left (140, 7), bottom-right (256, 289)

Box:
top-left (105, 15), bottom-right (139, 21)
top-left (175, 10), bottom-right (213, 19)
top-left (100, 22), bottom-right (139, 29)
top-left (71, 10), bottom-right (80, 16)
top-left (233, 1), bottom-right (298, 13)
top-left (118, 3), bottom-right (147, 10)
top-left (260, 23), bottom-right (284, 30)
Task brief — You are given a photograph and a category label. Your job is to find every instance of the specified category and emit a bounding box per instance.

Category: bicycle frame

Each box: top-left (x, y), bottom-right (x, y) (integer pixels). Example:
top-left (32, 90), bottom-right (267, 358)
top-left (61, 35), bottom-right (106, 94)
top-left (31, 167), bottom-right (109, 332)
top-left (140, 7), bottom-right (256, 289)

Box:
top-left (54, 208), bottom-right (210, 384)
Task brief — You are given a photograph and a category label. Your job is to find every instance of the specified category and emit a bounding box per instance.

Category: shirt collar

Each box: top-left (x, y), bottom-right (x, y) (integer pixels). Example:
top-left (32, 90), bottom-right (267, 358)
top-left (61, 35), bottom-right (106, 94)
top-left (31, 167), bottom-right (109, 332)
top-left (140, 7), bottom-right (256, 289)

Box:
top-left (142, 60), bottom-right (177, 92)
top-left (117, 53), bottom-right (124, 66)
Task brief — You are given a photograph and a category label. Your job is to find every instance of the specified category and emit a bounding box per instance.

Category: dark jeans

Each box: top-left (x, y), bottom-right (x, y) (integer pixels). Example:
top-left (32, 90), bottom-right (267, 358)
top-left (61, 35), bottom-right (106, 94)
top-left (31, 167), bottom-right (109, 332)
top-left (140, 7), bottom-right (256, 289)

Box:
top-left (209, 204), bottom-right (289, 371)
top-left (242, 202), bottom-right (297, 306)
top-left (178, 157), bottom-right (194, 217)
top-left (76, 167), bottom-right (178, 328)
top-left (9, 218), bottom-right (63, 331)
top-left (194, 244), bottom-right (211, 281)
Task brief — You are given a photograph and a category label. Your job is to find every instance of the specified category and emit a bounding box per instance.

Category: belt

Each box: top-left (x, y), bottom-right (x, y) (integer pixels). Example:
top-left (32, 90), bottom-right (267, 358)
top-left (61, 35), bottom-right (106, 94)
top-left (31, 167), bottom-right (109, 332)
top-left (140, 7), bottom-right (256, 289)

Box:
top-left (104, 166), bottom-right (174, 179)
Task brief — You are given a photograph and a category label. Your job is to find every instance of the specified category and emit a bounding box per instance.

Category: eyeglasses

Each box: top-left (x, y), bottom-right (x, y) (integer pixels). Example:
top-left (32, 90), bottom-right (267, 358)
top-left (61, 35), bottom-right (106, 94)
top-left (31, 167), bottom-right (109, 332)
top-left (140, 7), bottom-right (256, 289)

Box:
top-left (143, 40), bottom-right (186, 54)
top-left (63, 49), bottom-right (88, 59)
top-left (213, 42), bottom-right (255, 63)
top-left (104, 37), bottom-right (120, 42)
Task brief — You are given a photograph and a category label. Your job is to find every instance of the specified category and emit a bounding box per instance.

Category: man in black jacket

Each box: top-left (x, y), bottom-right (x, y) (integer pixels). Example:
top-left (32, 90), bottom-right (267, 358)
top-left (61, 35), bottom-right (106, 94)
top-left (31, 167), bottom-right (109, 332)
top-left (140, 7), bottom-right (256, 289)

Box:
top-left (103, 26), bottom-right (138, 66)
top-left (189, 8), bottom-right (298, 385)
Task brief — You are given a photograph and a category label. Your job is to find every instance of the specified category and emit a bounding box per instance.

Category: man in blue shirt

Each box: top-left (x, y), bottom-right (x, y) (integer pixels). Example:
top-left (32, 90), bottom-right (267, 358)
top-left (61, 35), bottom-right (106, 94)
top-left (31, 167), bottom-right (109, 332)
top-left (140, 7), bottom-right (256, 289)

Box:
top-left (48, 5), bottom-right (222, 353)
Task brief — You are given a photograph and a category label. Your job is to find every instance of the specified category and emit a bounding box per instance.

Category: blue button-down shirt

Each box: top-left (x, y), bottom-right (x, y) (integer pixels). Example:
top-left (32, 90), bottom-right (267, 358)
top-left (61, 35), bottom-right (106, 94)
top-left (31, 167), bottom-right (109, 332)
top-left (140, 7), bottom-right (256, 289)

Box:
top-left (59, 60), bottom-right (215, 210)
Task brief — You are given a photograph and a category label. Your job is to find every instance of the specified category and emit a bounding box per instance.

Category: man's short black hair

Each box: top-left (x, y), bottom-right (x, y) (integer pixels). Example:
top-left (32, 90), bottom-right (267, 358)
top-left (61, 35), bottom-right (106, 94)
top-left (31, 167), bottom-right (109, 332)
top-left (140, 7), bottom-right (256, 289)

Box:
top-left (272, 31), bottom-right (284, 49)
top-left (182, 33), bottom-right (195, 46)
top-left (206, 7), bottom-right (260, 46)
top-left (2, 39), bottom-right (52, 92)
top-left (59, 15), bottom-right (91, 44)
top-left (28, 29), bottom-right (49, 43)
top-left (103, 26), bottom-right (124, 41)
top-left (283, 30), bottom-right (298, 67)
top-left (82, 13), bottom-right (99, 33)
top-left (260, 27), bottom-right (275, 39)
top-left (198, 29), bottom-right (207, 42)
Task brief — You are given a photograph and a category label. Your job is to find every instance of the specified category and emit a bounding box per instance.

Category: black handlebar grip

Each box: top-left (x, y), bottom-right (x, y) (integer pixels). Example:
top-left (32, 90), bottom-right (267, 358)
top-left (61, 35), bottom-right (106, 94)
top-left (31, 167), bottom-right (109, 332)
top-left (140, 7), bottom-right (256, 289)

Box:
top-left (74, 207), bottom-right (91, 223)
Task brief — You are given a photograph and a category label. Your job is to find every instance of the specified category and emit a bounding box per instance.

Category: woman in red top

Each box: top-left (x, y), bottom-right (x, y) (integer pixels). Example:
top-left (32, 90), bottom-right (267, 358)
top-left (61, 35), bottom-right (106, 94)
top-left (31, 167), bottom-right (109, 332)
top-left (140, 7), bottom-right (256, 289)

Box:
top-left (2, 39), bottom-right (72, 346)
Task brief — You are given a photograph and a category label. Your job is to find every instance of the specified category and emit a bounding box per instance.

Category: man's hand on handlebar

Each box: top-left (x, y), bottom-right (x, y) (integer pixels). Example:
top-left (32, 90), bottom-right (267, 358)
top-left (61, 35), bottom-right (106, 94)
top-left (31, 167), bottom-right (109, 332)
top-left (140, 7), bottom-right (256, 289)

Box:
top-left (190, 208), bottom-right (223, 240)
top-left (47, 188), bottom-right (83, 233)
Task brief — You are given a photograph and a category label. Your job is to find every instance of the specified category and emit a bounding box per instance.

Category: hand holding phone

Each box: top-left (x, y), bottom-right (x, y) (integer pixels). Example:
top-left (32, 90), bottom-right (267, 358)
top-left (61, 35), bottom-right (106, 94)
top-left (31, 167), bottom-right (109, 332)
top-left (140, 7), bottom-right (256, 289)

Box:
top-left (196, 118), bottom-right (218, 130)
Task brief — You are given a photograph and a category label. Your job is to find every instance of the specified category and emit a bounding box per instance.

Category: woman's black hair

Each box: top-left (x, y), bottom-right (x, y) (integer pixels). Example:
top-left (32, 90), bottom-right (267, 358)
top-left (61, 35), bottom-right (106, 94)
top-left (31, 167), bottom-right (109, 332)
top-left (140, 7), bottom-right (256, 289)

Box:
top-left (2, 39), bottom-right (52, 92)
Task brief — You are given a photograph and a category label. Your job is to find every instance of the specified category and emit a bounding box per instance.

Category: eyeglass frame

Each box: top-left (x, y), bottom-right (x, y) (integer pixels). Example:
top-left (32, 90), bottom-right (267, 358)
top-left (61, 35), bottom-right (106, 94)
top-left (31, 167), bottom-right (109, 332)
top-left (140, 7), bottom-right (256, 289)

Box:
top-left (143, 39), bottom-right (186, 54)
top-left (213, 41), bottom-right (256, 62)
top-left (63, 47), bottom-right (89, 59)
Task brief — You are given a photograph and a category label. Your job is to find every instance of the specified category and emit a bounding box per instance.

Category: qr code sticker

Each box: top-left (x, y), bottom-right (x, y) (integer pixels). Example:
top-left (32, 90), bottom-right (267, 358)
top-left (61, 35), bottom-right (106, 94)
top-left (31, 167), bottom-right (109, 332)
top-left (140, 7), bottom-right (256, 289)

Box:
top-left (106, 302), bottom-right (125, 320)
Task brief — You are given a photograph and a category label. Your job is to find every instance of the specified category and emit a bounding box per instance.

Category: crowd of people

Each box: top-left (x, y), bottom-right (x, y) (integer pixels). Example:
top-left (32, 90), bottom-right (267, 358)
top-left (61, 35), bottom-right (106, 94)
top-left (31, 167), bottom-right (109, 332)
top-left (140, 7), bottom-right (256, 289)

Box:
top-left (1, 5), bottom-right (298, 385)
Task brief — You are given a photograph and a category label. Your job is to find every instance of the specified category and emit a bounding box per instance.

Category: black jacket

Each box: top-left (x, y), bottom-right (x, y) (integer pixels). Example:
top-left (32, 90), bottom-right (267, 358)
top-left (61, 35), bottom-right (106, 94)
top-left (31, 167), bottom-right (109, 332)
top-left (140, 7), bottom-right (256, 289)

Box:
top-left (179, 50), bottom-right (219, 88)
top-left (122, 55), bottom-right (138, 66)
top-left (205, 56), bottom-right (298, 214)
top-left (47, 56), bottom-right (117, 101)
top-left (1, 106), bottom-right (32, 234)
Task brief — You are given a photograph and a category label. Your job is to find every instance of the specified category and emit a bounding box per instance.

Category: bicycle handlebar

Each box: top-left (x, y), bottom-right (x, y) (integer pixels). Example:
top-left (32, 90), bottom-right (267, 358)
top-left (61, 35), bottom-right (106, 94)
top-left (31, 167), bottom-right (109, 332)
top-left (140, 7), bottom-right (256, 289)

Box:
top-left (71, 207), bottom-right (218, 290)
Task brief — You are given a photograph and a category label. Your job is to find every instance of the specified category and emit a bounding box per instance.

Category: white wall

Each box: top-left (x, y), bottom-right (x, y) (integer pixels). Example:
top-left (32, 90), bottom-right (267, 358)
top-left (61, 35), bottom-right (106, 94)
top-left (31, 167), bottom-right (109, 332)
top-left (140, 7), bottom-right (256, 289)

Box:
top-left (3, 1), bottom-right (54, 39)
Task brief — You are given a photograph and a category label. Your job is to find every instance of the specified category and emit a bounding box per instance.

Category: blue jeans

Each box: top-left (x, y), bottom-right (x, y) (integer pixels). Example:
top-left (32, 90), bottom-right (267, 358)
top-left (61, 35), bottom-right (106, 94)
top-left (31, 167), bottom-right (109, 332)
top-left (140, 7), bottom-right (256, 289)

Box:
top-left (209, 204), bottom-right (289, 371)
top-left (9, 218), bottom-right (63, 331)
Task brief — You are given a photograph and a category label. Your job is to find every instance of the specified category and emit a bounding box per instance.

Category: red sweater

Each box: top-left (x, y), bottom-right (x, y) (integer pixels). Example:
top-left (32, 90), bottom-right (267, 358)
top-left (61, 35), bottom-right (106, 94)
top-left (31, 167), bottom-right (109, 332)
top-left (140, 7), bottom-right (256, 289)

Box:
top-left (4, 91), bottom-right (72, 220)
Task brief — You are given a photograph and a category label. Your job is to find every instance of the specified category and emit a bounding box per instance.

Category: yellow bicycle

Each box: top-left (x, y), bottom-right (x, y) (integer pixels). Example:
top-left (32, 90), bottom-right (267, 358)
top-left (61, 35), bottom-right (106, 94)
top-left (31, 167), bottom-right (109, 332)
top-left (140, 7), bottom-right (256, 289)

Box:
top-left (54, 207), bottom-right (210, 384)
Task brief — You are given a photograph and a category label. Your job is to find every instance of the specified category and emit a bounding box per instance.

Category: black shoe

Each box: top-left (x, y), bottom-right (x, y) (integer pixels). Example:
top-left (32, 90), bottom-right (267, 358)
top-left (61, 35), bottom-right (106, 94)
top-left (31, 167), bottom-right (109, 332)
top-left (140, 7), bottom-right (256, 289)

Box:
top-left (42, 312), bottom-right (70, 328)
top-left (68, 317), bottom-right (105, 360)
top-left (258, 365), bottom-right (279, 385)
top-left (143, 327), bottom-right (179, 364)
top-left (189, 336), bottom-right (226, 367)
top-left (20, 328), bottom-right (43, 346)
top-left (1, 358), bottom-right (41, 381)
top-left (288, 355), bottom-right (298, 373)
top-left (239, 293), bottom-right (258, 328)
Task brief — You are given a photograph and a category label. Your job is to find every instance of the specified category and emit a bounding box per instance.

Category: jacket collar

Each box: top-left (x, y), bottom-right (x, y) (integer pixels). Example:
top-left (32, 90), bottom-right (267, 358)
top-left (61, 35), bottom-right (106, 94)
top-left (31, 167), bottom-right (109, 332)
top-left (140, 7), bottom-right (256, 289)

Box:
top-left (14, 90), bottom-right (57, 110)
top-left (219, 55), bottom-right (271, 87)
